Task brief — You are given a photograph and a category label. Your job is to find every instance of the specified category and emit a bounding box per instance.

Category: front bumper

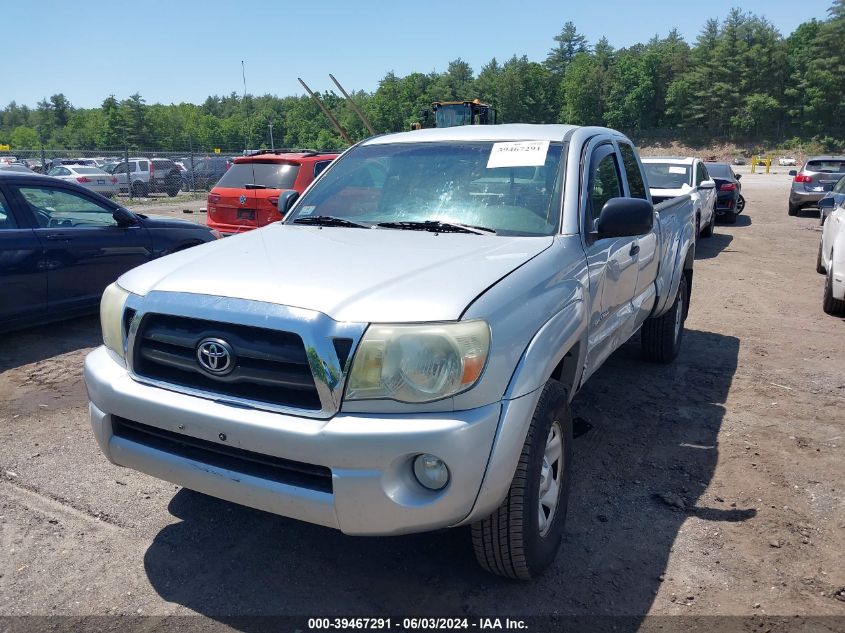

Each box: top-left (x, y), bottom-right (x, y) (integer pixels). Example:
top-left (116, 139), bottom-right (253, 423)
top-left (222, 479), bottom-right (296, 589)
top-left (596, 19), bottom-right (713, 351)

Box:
top-left (84, 346), bottom-right (509, 535)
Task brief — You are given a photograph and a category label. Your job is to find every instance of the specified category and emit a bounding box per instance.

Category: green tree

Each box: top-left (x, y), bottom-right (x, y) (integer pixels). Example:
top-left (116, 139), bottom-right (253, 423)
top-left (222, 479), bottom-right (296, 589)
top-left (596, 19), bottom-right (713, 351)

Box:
top-left (545, 22), bottom-right (589, 75)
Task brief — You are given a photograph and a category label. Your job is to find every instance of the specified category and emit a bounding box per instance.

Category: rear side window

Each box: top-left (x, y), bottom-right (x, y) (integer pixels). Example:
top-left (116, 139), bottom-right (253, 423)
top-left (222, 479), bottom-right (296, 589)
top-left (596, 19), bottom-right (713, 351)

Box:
top-left (695, 163), bottom-right (707, 185)
top-left (216, 162), bottom-right (300, 190)
top-left (806, 160), bottom-right (845, 173)
top-left (313, 160), bottom-right (333, 178)
top-left (138, 161), bottom-right (149, 172)
top-left (0, 190), bottom-right (17, 229)
top-left (152, 159), bottom-right (172, 169)
top-left (618, 143), bottom-right (647, 199)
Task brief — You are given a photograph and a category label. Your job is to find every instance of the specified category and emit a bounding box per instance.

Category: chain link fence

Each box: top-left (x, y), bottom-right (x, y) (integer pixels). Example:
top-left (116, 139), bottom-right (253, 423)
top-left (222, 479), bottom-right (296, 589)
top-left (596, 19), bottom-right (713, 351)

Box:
top-left (0, 147), bottom-right (254, 200)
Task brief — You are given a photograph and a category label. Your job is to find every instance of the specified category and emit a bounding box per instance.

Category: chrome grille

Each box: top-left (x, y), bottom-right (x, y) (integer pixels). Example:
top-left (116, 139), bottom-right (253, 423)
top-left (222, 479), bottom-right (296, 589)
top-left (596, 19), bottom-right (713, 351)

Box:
top-left (132, 314), bottom-right (321, 410)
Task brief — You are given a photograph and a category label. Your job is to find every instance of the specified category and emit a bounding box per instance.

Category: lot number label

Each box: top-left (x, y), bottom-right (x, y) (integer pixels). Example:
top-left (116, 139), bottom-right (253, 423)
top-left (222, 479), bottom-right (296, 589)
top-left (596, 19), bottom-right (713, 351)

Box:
top-left (487, 141), bottom-right (550, 168)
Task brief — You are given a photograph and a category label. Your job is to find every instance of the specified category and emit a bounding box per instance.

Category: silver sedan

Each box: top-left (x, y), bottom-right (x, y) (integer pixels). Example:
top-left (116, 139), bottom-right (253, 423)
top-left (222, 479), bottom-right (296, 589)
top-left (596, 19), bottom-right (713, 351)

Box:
top-left (46, 165), bottom-right (119, 197)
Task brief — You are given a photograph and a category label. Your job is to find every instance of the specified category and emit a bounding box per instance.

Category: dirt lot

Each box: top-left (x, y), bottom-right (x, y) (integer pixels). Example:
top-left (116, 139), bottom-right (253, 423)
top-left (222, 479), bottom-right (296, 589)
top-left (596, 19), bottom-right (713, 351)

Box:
top-left (0, 169), bottom-right (843, 628)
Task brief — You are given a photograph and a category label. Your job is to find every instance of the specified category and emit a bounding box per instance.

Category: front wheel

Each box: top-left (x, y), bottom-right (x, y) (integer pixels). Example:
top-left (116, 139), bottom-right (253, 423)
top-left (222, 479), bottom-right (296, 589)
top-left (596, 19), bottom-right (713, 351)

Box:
top-left (817, 242), bottom-right (827, 275)
top-left (641, 273), bottom-right (687, 363)
top-left (822, 258), bottom-right (845, 315)
top-left (471, 380), bottom-right (572, 580)
top-left (700, 212), bottom-right (715, 238)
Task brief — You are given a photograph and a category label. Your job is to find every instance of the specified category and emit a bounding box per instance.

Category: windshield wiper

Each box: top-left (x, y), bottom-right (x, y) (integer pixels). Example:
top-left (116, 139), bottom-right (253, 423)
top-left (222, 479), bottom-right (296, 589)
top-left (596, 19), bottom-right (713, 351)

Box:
top-left (376, 220), bottom-right (496, 235)
top-left (292, 216), bottom-right (369, 229)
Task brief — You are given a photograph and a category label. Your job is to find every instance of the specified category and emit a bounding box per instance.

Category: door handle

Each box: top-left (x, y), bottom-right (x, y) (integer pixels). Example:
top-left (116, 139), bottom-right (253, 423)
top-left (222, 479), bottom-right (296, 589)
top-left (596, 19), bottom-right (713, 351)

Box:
top-left (629, 242), bottom-right (640, 257)
top-left (44, 233), bottom-right (72, 241)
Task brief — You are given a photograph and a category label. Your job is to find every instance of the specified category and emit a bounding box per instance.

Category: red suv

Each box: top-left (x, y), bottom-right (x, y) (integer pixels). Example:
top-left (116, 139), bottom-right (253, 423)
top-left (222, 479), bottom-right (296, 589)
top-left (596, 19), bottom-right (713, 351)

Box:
top-left (207, 150), bottom-right (339, 235)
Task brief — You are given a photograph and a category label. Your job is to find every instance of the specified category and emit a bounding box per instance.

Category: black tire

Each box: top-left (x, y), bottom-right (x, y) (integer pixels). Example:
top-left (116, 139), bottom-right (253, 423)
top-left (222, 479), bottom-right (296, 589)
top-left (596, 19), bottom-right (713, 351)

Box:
top-left (471, 380), bottom-right (572, 580)
top-left (641, 273), bottom-right (687, 363)
top-left (822, 259), bottom-right (845, 315)
top-left (788, 202), bottom-right (799, 216)
top-left (700, 212), bottom-right (714, 238)
top-left (166, 187), bottom-right (179, 197)
top-left (736, 195), bottom-right (745, 213)
top-left (817, 242), bottom-right (827, 275)
top-left (131, 181), bottom-right (147, 198)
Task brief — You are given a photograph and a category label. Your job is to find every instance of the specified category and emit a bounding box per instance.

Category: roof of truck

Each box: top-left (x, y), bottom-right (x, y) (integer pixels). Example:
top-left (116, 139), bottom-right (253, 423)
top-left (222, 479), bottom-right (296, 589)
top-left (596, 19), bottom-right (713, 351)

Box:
top-left (362, 124), bottom-right (580, 145)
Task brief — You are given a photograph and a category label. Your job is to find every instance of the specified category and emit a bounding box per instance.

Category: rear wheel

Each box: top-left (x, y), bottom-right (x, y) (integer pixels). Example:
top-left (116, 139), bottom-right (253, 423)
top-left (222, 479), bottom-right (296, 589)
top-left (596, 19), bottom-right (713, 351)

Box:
top-left (822, 258), bottom-right (845, 315)
top-left (471, 380), bottom-right (572, 580)
top-left (736, 195), bottom-right (745, 213)
top-left (131, 181), bottom-right (147, 198)
top-left (641, 273), bottom-right (687, 363)
top-left (788, 202), bottom-right (799, 216)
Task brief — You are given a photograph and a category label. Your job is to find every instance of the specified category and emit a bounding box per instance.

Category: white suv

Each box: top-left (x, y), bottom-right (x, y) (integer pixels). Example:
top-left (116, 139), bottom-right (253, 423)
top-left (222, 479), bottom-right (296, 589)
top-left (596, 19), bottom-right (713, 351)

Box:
top-left (113, 157), bottom-right (182, 197)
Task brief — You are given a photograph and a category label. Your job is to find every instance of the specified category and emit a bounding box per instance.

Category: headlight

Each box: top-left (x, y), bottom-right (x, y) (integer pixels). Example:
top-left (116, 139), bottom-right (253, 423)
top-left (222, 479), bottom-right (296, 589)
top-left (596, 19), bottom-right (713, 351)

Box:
top-left (345, 320), bottom-right (490, 403)
top-left (100, 282), bottom-right (130, 360)
top-left (210, 229), bottom-right (224, 239)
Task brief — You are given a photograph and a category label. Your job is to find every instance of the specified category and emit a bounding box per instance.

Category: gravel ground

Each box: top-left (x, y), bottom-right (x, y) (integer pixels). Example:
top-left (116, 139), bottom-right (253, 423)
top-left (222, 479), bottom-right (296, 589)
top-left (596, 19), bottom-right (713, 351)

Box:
top-left (0, 169), bottom-right (843, 628)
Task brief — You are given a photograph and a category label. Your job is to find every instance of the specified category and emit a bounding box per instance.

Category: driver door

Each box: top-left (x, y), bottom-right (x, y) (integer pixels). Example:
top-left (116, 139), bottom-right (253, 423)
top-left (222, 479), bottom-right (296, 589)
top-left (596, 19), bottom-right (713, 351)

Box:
top-left (581, 142), bottom-right (641, 381)
top-left (11, 184), bottom-right (152, 313)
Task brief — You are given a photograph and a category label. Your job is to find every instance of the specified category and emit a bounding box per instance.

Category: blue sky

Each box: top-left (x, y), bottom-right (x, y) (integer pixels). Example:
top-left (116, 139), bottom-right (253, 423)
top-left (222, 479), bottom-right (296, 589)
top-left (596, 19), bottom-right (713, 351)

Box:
top-left (1, 0), bottom-right (834, 109)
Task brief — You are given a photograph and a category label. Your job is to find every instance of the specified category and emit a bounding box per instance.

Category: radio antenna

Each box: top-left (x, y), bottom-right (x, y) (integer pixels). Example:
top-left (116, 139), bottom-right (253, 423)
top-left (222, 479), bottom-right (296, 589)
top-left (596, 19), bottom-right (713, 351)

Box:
top-left (242, 60), bottom-right (252, 151)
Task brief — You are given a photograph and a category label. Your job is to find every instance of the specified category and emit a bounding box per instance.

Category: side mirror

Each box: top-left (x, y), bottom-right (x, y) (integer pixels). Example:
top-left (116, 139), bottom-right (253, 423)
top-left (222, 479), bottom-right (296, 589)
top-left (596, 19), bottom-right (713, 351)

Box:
top-left (699, 179), bottom-right (716, 189)
top-left (113, 207), bottom-right (137, 226)
top-left (596, 198), bottom-right (654, 239)
top-left (735, 173), bottom-right (742, 180)
top-left (788, 170), bottom-right (797, 177)
top-left (277, 190), bottom-right (300, 216)
top-left (819, 196), bottom-right (835, 209)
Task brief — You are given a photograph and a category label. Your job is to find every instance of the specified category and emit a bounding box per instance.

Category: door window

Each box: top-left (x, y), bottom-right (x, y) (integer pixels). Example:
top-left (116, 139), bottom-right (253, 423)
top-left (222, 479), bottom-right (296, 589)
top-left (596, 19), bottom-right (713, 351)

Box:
top-left (587, 146), bottom-right (623, 231)
top-left (16, 186), bottom-right (117, 229)
top-left (0, 190), bottom-right (17, 229)
top-left (138, 161), bottom-right (149, 172)
top-left (618, 143), bottom-right (647, 199)
top-left (129, 161), bottom-right (139, 172)
top-left (833, 176), bottom-right (845, 194)
top-left (695, 163), bottom-right (707, 186)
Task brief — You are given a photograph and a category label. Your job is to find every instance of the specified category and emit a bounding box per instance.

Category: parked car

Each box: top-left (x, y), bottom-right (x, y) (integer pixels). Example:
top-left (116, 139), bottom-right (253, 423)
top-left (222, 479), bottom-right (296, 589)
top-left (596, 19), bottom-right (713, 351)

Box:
top-left (46, 164), bottom-right (119, 198)
top-left (207, 150), bottom-right (339, 235)
top-left (0, 164), bottom-right (36, 174)
top-left (778, 156), bottom-right (797, 167)
top-left (0, 170), bottom-right (221, 333)
top-left (818, 175), bottom-right (845, 226)
top-left (642, 156), bottom-right (716, 237)
top-left (112, 157), bottom-right (182, 197)
top-left (733, 157), bottom-right (747, 166)
top-left (788, 156), bottom-right (845, 216)
top-left (817, 203), bottom-right (845, 314)
top-left (181, 156), bottom-right (236, 190)
top-left (704, 161), bottom-right (744, 223)
top-left (84, 124), bottom-right (697, 580)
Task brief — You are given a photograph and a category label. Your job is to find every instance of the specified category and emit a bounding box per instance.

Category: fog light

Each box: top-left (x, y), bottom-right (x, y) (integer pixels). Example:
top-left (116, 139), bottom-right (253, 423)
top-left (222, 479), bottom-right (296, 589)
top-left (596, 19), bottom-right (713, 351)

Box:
top-left (413, 454), bottom-right (450, 490)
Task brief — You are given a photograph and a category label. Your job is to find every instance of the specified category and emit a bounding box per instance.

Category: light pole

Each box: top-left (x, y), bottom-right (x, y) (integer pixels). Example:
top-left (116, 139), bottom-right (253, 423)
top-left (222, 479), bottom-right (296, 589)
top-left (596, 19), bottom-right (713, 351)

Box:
top-left (268, 120), bottom-right (274, 152)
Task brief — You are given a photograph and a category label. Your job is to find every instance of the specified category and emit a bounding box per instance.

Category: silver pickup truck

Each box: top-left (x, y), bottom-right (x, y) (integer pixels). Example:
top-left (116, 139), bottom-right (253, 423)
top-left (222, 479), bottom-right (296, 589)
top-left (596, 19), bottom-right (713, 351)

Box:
top-left (84, 124), bottom-right (696, 580)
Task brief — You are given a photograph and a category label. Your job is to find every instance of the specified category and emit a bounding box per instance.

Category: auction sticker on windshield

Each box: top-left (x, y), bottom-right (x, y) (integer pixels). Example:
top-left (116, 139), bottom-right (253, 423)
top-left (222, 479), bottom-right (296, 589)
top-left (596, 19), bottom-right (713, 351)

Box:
top-left (487, 140), bottom-right (549, 168)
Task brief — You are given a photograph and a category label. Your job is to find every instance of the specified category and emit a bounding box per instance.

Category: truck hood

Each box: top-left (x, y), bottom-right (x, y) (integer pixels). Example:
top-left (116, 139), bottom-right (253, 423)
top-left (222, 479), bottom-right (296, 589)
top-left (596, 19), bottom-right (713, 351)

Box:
top-left (118, 224), bottom-right (553, 322)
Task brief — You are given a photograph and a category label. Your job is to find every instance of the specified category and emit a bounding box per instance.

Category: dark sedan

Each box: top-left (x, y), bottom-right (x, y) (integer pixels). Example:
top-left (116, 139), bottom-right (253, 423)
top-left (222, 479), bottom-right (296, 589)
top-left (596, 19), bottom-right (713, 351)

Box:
top-left (0, 171), bottom-right (220, 333)
top-left (704, 161), bottom-right (744, 223)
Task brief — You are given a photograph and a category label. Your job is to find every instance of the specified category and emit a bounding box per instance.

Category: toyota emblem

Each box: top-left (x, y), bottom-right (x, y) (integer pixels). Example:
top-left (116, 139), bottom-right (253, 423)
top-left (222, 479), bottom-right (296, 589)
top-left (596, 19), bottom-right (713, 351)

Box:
top-left (196, 338), bottom-right (235, 375)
